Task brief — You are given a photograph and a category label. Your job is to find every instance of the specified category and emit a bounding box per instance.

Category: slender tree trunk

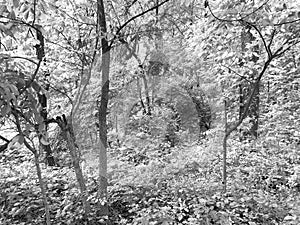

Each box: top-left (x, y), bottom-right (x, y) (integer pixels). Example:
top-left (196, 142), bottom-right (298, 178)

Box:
top-left (58, 116), bottom-right (90, 217)
top-left (13, 111), bottom-right (51, 224)
top-left (33, 149), bottom-right (51, 225)
top-left (65, 128), bottom-right (89, 214)
top-left (137, 77), bottom-right (147, 114)
top-left (222, 99), bottom-right (228, 193)
top-left (184, 87), bottom-right (212, 140)
top-left (97, 0), bottom-right (109, 215)
top-left (141, 73), bottom-right (151, 115)
top-left (249, 83), bottom-right (259, 137)
top-left (38, 93), bottom-right (55, 166)
top-left (239, 28), bottom-right (260, 139)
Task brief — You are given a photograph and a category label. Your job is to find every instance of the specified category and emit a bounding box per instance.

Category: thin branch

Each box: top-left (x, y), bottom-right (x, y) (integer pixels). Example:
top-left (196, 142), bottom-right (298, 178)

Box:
top-left (224, 31), bottom-right (297, 136)
top-left (71, 63), bottom-right (97, 118)
top-left (12, 108), bottom-right (35, 126)
top-left (221, 64), bottom-right (251, 83)
top-left (0, 15), bottom-right (40, 32)
top-left (128, 0), bottom-right (139, 9)
top-left (45, 38), bottom-right (92, 63)
top-left (225, 57), bottom-right (272, 137)
top-left (46, 1), bottom-right (96, 26)
top-left (240, 0), bottom-right (271, 20)
top-left (1, 56), bottom-right (38, 65)
top-left (32, 0), bottom-right (37, 26)
top-left (206, 1), bottom-right (239, 23)
top-left (207, 1), bottom-right (272, 58)
top-left (267, 28), bottom-right (276, 52)
top-left (11, 111), bottom-right (34, 153)
top-left (206, 0), bottom-right (270, 22)
top-left (274, 18), bottom-right (300, 26)
top-left (274, 39), bottom-right (300, 57)
top-left (108, 0), bottom-right (122, 27)
top-left (71, 21), bottom-right (101, 121)
top-left (112, 0), bottom-right (170, 46)
top-left (0, 135), bottom-right (9, 143)
top-left (20, 59), bottom-right (42, 95)
top-left (163, 15), bottom-right (185, 36)
top-left (48, 83), bottom-right (73, 105)
top-left (242, 20), bottom-right (271, 57)
top-left (0, 42), bottom-right (8, 51)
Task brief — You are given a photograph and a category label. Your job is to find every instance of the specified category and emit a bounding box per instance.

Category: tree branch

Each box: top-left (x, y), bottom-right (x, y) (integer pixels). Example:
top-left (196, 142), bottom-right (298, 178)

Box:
top-left (225, 57), bottom-right (272, 137)
top-left (111, 0), bottom-right (170, 47)
top-left (1, 56), bottom-right (38, 65)
top-left (274, 18), bottom-right (300, 26)
top-left (0, 135), bottom-right (9, 143)
top-left (20, 59), bottom-right (42, 95)
top-left (241, 20), bottom-right (271, 58)
top-left (221, 64), bottom-right (251, 83)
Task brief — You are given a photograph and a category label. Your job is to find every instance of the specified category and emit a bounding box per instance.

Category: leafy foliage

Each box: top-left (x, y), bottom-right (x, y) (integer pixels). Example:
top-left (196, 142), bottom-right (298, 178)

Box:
top-left (1, 0), bottom-right (300, 224)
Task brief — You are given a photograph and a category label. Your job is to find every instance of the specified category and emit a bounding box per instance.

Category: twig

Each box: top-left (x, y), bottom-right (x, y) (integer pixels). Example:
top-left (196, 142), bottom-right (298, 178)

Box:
top-left (19, 59), bottom-right (42, 95)
top-left (0, 135), bottom-right (9, 143)
top-left (112, 0), bottom-right (170, 47)
top-left (221, 64), bottom-right (251, 83)
top-left (2, 56), bottom-right (38, 65)
top-left (274, 18), bottom-right (300, 26)
top-left (241, 20), bottom-right (271, 57)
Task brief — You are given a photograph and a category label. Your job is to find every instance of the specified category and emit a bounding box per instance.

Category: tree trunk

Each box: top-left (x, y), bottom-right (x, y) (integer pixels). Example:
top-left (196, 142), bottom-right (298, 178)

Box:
top-left (137, 77), bottom-right (147, 114)
top-left (222, 99), bottom-right (228, 193)
top-left (34, 151), bottom-right (51, 225)
top-left (58, 116), bottom-right (90, 217)
top-left (184, 87), bottom-right (212, 140)
top-left (97, 0), bottom-right (109, 215)
top-left (141, 72), bottom-right (151, 115)
top-left (38, 93), bottom-right (55, 166)
top-left (239, 28), bottom-right (260, 139)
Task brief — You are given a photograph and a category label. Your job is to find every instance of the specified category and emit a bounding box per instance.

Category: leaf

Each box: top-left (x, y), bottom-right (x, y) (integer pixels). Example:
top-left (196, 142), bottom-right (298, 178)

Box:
top-left (40, 136), bottom-right (50, 145)
top-left (0, 104), bottom-right (11, 116)
top-left (25, 124), bottom-right (31, 133)
top-left (35, 113), bottom-right (44, 124)
top-left (78, 14), bottom-right (92, 24)
top-left (9, 10), bottom-right (16, 19)
top-left (40, 132), bottom-right (49, 145)
top-left (23, 9), bottom-right (30, 20)
top-left (0, 83), bottom-right (13, 101)
top-left (16, 78), bottom-right (25, 90)
top-left (7, 135), bottom-right (21, 150)
top-left (261, 18), bottom-right (272, 26)
top-left (13, 0), bottom-right (20, 8)
top-left (8, 84), bottom-right (19, 96)
top-left (31, 81), bottom-right (41, 93)
top-left (0, 23), bottom-right (16, 39)
top-left (38, 123), bottom-right (45, 132)
top-left (18, 135), bottom-right (24, 145)
top-left (0, 5), bottom-right (9, 16)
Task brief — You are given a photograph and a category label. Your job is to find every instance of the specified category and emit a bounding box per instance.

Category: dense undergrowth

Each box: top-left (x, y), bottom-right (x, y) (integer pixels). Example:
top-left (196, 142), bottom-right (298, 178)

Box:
top-left (1, 135), bottom-right (299, 225)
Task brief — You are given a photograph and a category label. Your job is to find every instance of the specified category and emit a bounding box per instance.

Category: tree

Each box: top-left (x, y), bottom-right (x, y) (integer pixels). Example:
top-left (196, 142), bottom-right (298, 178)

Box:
top-left (203, 0), bottom-right (300, 192)
top-left (95, 0), bottom-right (172, 215)
top-left (96, 0), bottom-right (110, 209)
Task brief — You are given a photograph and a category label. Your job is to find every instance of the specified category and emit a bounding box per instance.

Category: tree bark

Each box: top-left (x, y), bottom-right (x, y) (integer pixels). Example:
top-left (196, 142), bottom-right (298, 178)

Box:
top-left (57, 116), bottom-right (90, 217)
top-left (97, 0), bottom-right (109, 214)
top-left (65, 129), bottom-right (90, 215)
top-left (33, 151), bottom-right (51, 225)
top-left (222, 99), bottom-right (228, 193)
top-left (38, 93), bottom-right (55, 166)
